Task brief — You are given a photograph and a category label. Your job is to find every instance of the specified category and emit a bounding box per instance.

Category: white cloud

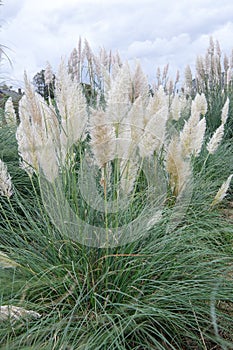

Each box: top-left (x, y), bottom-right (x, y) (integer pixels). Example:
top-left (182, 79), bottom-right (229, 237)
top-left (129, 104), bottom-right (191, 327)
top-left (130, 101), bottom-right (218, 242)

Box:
top-left (1, 0), bottom-right (233, 87)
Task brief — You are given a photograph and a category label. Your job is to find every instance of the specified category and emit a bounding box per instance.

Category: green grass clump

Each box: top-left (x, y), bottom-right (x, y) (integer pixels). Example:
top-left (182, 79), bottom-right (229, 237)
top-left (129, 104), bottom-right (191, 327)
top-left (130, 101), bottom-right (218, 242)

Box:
top-left (1, 129), bottom-right (233, 349)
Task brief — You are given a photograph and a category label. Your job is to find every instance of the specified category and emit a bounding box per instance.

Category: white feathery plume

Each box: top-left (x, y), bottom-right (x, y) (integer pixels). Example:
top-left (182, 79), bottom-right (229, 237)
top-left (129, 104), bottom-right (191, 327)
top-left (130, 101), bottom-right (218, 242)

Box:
top-left (180, 94), bottom-right (207, 158)
top-left (215, 39), bottom-right (221, 57)
top-left (175, 70), bottom-right (180, 85)
top-left (206, 124), bottom-right (225, 154)
top-left (170, 94), bottom-right (181, 121)
top-left (112, 50), bottom-right (122, 68)
top-left (56, 60), bottom-right (88, 162)
top-left (224, 54), bottom-right (229, 73)
top-left (129, 96), bottom-right (145, 144)
top-left (192, 117), bottom-right (206, 157)
top-left (226, 68), bottom-right (232, 87)
top-left (221, 97), bottom-right (229, 125)
top-left (17, 75), bottom-right (59, 180)
top-left (117, 117), bottom-right (132, 159)
top-left (99, 47), bottom-right (109, 68)
top-left (16, 95), bottom-right (39, 175)
top-left (145, 85), bottom-right (168, 125)
top-left (211, 174), bottom-right (233, 206)
top-left (106, 62), bottom-right (132, 127)
top-left (231, 48), bottom-right (233, 69)
top-left (214, 55), bottom-right (221, 83)
top-left (139, 105), bottom-right (169, 158)
top-left (0, 159), bottom-right (13, 198)
top-left (89, 109), bottom-right (116, 168)
top-left (44, 61), bottom-right (53, 86)
top-left (68, 45), bottom-right (81, 82)
top-left (0, 251), bottom-right (19, 268)
top-left (34, 128), bottom-right (59, 183)
top-left (99, 65), bottom-right (112, 98)
top-left (191, 93), bottom-right (207, 117)
top-left (4, 97), bottom-right (17, 125)
top-left (156, 67), bottom-right (161, 86)
top-left (111, 53), bottom-right (122, 79)
top-left (93, 53), bottom-right (102, 78)
top-left (168, 79), bottom-right (174, 95)
top-left (103, 62), bottom-right (134, 165)
top-left (166, 136), bottom-right (192, 197)
top-left (179, 120), bottom-right (196, 158)
top-left (162, 63), bottom-right (169, 82)
top-left (196, 55), bottom-right (205, 82)
top-left (23, 72), bottom-right (44, 127)
top-left (0, 305), bottom-right (41, 321)
top-left (84, 38), bottom-right (93, 63)
top-left (184, 65), bottom-right (193, 93)
top-left (179, 93), bottom-right (192, 116)
top-left (205, 51), bottom-right (211, 76)
top-left (208, 36), bottom-right (215, 55)
top-left (84, 39), bottom-right (95, 84)
top-left (131, 61), bottom-right (149, 101)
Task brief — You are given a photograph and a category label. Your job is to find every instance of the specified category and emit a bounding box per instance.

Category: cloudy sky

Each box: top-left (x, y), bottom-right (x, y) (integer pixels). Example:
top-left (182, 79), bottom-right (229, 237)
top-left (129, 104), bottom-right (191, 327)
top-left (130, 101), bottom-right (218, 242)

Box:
top-left (1, 0), bottom-right (233, 88)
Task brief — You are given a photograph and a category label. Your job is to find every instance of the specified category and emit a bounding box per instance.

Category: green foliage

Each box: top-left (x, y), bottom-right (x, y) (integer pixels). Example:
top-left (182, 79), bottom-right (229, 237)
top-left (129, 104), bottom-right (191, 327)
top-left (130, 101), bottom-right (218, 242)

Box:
top-left (1, 184), bottom-right (233, 349)
top-left (1, 122), bottom-right (233, 349)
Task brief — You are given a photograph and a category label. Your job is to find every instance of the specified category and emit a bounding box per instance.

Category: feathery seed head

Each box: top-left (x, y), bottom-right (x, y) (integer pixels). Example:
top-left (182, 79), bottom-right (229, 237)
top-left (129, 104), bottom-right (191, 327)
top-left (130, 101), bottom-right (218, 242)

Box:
top-left (139, 105), bottom-right (168, 158)
top-left (45, 61), bottom-right (53, 86)
top-left (56, 60), bottom-right (88, 161)
top-left (131, 61), bottom-right (149, 102)
top-left (221, 97), bottom-right (229, 125)
top-left (184, 65), bottom-right (192, 92)
top-left (211, 174), bottom-right (233, 206)
top-left (4, 97), bottom-right (17, 125)
top-left (170, 94), bottom-right (181, 121)
top-left (89, 109), bottom-right (116, 168)
top-left (206, 124), bottom-right (225, 154)
top-left (166, 137), bottom-right (192, 197)
top-left (0, 159), bottom-right (13, 198)
top-left (191, 93), bottom-right (207, 116)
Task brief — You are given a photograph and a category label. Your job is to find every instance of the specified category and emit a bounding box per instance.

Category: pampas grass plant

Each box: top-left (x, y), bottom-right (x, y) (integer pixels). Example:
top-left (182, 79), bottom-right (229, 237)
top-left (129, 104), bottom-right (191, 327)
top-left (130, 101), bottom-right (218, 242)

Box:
top-left (1, 39), bottom-right (233, 350)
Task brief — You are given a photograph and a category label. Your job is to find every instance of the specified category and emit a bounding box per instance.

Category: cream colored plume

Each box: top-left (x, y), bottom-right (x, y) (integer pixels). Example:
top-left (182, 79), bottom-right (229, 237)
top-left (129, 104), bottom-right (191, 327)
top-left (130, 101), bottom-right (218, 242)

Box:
top-left (106, 62), bottom-right (132, 127)
top-left (139, 105), bottom-right (169, 158)
top-left (180, 116), bottom-right (206, 158)
top-left (56, 60), bottom-right (88, 161)
top-left (166, 137), bottom-right (192, 197)
top-left (0, 159), bottom-right (13, 198)
top-left (184, 65), bottom-right (193, 93)
top-left (145, 85), bottom-right (168, 125)
top-left (16, 98), bottom-right (39, 175)
top-left (0, 251), bottom-right (19, 268)
top-left (89, 109), bottom-right (116, 168)
top-left (180, 94), bottom-right (207, 158)
top-left (191, 93), bottom-right (207, 117)
top-left (211, 174), bottom-right (233, 206)
top-left (206, 97), bottom-right (229, 154)
top-left (170, 94), bottom-right (181, 121)
top-left (221, 97), bottom-right (229, 125)
top-left (44, 61), bottom-right (53, 85)
top-left (4, 97), bottom-right (17, 125)
top-left (130, 61), bottom-right (149, 102)
top-left (0, 305), bottom-right (41, 321)
top-left (206, 124), bottom-right (225, 154)
top-left (129, 96), bottom-right (145, 144)
top-left (17, 73), bottom-right (59, 181)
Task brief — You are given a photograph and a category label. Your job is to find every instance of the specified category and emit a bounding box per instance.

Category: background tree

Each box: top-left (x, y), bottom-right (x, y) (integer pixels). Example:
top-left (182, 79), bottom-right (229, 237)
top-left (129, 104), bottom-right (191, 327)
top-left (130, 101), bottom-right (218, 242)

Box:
top-left (32, 69), bottom-right (55, 101)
